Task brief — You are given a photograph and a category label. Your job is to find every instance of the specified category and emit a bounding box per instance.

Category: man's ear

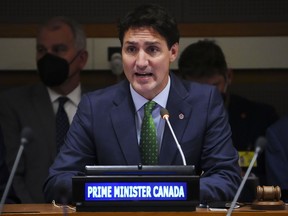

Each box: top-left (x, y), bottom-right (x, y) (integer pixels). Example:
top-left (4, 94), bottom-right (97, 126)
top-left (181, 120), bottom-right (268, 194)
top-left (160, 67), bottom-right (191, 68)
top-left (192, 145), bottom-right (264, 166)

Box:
top-left (79, 50), bottom-right (88, 69)
top-left (169, 43), bottom-right (179, 63)
top-left (226, 69), bottom-right (233, 85)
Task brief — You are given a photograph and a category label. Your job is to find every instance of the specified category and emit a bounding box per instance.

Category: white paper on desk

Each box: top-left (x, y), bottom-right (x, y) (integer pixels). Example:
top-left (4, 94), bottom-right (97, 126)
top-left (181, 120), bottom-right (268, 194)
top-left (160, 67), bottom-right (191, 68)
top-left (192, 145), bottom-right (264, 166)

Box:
top-left (209, 208), bottom-right (227, 212)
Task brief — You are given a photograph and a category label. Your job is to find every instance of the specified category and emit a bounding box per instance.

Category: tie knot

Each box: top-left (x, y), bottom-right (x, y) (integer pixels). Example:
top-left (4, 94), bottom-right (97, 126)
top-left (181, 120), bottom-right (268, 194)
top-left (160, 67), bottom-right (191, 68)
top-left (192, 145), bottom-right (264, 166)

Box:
top-left (144, 101), bottom-right (156, 114)
top-left (58, 97), bottom-right (69, 107)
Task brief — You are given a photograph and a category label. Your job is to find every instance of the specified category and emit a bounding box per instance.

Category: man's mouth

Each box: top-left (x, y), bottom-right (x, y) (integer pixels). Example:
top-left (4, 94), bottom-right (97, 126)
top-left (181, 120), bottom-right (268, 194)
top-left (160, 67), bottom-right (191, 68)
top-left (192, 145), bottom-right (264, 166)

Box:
top-left (135, 72), bottom-right (153, 77)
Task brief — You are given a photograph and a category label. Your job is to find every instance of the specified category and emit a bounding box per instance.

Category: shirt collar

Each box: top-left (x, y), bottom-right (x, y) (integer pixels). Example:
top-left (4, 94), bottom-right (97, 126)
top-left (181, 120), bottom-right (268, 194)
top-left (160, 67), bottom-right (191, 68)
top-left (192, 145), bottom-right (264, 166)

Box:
top-left (47, 84), bottom-right (81, 106)
top-left (130, 76), bottom-right (171, 112)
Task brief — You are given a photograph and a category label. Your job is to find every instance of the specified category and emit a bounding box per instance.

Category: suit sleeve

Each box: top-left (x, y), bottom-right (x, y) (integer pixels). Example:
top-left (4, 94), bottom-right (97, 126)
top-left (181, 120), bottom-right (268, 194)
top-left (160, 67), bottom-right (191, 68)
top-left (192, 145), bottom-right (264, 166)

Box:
top-left (266, 123), bottom-right (288, 191)
top-left (43, 94), bottom-right (97, 203)
top-left (199, 88), bottom-right (241, 203)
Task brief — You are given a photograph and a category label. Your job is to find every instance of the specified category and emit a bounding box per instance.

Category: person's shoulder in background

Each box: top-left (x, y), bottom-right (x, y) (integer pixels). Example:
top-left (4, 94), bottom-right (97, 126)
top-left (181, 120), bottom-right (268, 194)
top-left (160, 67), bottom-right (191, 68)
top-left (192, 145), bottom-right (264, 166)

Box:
top-left (228, 93), bottom-right (279, 152)
top-left (228, 93), bottom-right (279, 127)
top-left (268, 115), bottom-right (288, 131)
top-left (265, 115), bottom-right (288, 202)
top-left (0, 83), bottom-right (46, 98)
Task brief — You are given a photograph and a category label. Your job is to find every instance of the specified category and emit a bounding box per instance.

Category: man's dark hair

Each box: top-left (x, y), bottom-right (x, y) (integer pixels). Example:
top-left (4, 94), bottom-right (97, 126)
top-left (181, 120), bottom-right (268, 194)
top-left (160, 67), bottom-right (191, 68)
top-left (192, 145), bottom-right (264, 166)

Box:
top-left (178, 39), bottom-right (228, 79)
top-left (118, 4), bottom-right (179, 49)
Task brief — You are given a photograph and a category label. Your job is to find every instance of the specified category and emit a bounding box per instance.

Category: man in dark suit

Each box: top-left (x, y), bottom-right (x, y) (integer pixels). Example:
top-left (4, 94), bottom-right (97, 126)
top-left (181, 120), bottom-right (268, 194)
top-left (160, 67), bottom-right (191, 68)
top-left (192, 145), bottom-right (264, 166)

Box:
top-left (0, 16), bottom-right (88, 203)
top-left (43, 4), bottom-right (241, 204)
top-left (0, 125), bottom-right (20, 204)
top-left (266, 116), bottom-right (288, 202)
top-left (178, 39), bottom-right (279, 187)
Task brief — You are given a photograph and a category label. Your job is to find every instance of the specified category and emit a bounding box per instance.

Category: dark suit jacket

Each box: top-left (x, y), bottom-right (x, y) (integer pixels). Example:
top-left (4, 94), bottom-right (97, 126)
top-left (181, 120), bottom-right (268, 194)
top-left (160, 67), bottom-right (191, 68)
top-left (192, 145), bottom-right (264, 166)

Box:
top-left (266, 116), bottom-right (288, 202)
top-left (44, 73), bottom-right (241, 204)
top-left (228, 94), bottom-right (278, 185)
top-left (0, 125), bottom-right (20, 203)
top-left (0, 83), bottom-right (56, 203)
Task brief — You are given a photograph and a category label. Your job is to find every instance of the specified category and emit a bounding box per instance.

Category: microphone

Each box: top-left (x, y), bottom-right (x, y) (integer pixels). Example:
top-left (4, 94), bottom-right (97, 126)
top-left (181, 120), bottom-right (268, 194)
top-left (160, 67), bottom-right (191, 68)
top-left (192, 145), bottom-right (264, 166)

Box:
top-left (226, 136), bottom-right (267, 216)
top-left (0, 127), bottom-right (33, 214)
top-left (160, 108), bottom-right (186, 165)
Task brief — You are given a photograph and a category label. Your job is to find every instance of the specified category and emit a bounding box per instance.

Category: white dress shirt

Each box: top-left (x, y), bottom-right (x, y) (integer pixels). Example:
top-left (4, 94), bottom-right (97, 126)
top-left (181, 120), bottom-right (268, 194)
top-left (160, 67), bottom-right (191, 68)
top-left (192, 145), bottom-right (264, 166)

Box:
top-left (47, 84), bottom-right (81, 124)
top-left (130, 76), bottom-right (171, 149)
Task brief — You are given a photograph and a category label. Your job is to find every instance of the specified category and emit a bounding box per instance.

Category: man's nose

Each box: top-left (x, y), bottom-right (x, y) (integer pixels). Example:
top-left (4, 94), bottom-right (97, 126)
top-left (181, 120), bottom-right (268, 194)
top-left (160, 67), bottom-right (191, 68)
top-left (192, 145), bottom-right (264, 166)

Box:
top-left (136, 50), bottom-right (148, 68)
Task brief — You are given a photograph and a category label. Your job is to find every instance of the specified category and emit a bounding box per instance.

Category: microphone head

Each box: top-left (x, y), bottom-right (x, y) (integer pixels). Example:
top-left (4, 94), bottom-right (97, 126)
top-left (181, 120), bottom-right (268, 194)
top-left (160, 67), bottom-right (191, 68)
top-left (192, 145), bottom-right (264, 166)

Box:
top-left (21, 127), bottom-right (33, 146)
top-left (255, 136), bottom-right (267, 154)
top-left (160, 108), bottom-right (169, 119)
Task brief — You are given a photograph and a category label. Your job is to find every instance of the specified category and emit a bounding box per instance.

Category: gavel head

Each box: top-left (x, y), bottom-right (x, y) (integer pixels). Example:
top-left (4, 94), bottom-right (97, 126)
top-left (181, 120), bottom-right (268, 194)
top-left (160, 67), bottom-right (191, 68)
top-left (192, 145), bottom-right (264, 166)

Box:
top-left (256, 185), bottom-right (281, 201)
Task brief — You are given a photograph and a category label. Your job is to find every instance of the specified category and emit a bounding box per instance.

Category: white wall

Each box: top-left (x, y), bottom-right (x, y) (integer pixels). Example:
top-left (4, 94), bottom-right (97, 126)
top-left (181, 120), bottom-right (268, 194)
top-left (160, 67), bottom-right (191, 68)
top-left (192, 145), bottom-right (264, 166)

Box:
top-left (0, 36), bottom-right (287, 70)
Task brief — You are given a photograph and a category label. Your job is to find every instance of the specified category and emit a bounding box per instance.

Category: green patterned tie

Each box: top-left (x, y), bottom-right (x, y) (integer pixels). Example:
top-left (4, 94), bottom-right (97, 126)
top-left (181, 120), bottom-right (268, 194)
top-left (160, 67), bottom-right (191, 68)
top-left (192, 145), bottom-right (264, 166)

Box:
top-left (140, 101), bottom-right (158, 165)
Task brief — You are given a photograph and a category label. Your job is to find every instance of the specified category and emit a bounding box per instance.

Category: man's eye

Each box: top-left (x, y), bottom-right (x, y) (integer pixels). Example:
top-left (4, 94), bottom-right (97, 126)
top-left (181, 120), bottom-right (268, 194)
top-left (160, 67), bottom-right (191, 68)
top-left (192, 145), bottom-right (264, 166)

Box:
top-left (147, 46), bottom-right (160, 55)
top-left (36, 47), bottom-right (46, 54)
top-left (53, 45), bottom-right (67, 54)
top-left (125, 46), bottom-right (137, 54)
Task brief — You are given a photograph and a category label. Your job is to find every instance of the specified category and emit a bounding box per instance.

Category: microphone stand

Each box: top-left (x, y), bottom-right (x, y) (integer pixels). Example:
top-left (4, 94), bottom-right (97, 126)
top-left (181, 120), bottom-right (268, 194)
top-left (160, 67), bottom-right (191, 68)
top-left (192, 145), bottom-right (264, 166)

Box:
top-left (0, 127), bottom-right (32, 214)
top-left (160, 108), bottom-right (186, 165)
top-left (0, 144), bottom-right (24, 214)
top-left (226, 146), bottom-right (261, 216)
top-left (164, 116), bottom-right (186, 165)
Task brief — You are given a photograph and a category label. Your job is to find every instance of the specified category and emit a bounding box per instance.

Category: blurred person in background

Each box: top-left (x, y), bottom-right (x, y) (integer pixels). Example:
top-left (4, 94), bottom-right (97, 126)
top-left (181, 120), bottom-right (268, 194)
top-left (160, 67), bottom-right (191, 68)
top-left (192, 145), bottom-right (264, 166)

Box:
top-left (178, 39), bottom-right (278, 188)
top-left (0, 16), bottom-right (88, 203)
top-left (266, 115), bottom-right (288, 202)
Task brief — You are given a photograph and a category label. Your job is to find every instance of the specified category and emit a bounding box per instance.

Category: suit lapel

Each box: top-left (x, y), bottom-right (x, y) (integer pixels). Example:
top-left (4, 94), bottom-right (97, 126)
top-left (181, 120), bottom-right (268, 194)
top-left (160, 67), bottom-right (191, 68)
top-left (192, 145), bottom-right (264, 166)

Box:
top-left (110, 81), bottom-right (141, 164)
top-left (109, 75), bottom-right (193, 165)
top-left (159, 74), bottom-right (192, 165)
top-left (32, 84), bottom-right (57, 158)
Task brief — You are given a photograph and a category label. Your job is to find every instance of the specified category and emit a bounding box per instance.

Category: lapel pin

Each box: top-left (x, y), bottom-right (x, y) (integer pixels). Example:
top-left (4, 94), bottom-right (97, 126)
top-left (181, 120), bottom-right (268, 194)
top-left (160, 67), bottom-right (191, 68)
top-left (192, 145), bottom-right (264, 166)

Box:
top-left (179, 113), bottom-right (184, 119)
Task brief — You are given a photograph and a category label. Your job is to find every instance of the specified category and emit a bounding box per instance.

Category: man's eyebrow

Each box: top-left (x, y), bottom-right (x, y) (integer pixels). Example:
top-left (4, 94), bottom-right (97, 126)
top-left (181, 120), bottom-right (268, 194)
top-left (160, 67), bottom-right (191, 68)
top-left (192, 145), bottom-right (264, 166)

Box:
top-left (124, 41), bottom-right (137, 45)
top-left (53, 43), bottom-right (67, 47)
top-left (141, 41), bottom-right (161, 47)
top-left (124, 41), bottom-right (160, 46)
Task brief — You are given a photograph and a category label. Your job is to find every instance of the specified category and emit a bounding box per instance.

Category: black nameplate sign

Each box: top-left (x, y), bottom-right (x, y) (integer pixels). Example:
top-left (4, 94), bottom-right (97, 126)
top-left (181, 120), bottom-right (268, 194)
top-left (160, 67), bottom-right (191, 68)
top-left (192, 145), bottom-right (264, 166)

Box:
top-left (72, 165), bottom-right (199, 212)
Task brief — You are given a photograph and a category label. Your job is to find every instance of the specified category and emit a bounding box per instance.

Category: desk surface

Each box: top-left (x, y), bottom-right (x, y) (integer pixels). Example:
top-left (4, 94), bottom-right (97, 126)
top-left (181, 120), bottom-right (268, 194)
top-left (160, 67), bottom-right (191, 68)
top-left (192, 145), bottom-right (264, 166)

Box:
top-left (1, 204), bottom-right (288, 216)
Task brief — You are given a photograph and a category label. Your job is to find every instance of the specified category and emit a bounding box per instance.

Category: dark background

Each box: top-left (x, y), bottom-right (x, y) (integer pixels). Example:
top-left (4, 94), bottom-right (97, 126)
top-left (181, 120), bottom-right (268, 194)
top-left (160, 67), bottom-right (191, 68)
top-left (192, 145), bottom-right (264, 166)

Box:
top-left (0, 0), bottom-right (287, 116)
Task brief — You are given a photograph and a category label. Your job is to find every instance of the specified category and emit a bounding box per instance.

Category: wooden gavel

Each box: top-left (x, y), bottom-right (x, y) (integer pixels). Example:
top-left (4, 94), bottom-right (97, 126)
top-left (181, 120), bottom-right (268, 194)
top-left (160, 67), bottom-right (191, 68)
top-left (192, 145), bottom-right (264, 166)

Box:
top-left (252, 185), bottom-right (285, 210)
top-left (256, 185), bottom-right (281, 201)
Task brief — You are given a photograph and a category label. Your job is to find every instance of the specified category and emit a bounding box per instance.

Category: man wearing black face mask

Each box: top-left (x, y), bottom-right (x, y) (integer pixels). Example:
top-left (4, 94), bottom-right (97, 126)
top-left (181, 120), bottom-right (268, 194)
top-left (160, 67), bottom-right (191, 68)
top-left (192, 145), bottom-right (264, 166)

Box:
top-left (0, 16), bottom-right (88, 203)
top-left (178, 39), bottom-right (279, 195)
top-left (37, 52), bottom-right (83, 87)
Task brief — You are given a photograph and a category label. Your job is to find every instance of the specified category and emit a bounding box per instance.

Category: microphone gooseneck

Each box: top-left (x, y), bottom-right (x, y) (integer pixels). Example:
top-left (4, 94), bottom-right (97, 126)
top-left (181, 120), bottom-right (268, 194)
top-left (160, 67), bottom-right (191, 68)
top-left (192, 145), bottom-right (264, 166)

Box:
top-left (160, 108), bottom-right (186, 165)
top-left (0, 127), bottom-right (33, 214)
top-left (226, 136), bottom-right (267, 216)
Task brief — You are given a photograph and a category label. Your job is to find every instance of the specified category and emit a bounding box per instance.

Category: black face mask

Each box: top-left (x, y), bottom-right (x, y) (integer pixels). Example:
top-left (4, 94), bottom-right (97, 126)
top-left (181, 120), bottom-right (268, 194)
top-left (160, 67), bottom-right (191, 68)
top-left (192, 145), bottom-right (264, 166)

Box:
top-left (37, 53), bottom-right (70, 87)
